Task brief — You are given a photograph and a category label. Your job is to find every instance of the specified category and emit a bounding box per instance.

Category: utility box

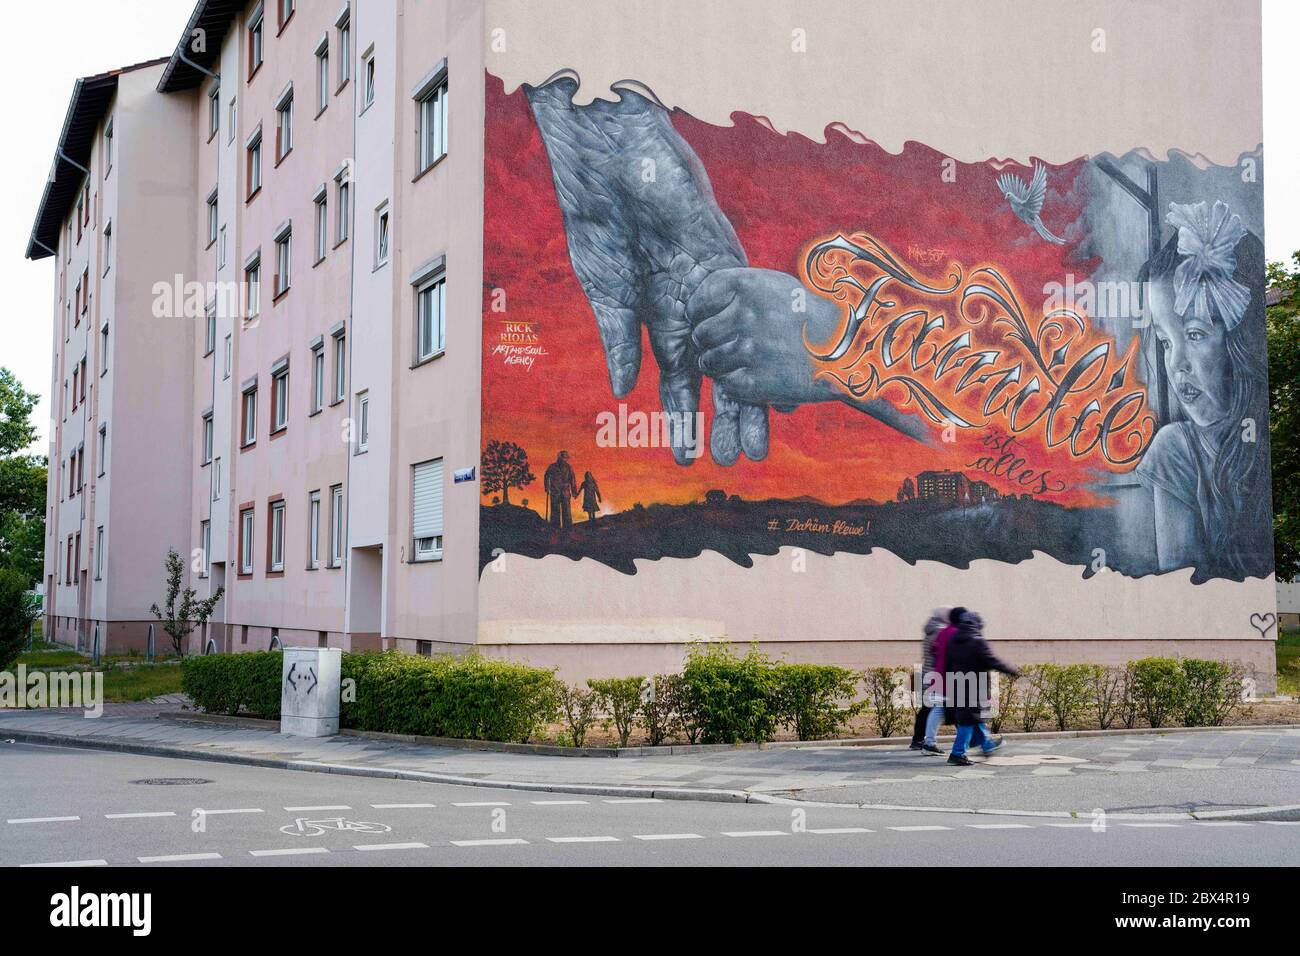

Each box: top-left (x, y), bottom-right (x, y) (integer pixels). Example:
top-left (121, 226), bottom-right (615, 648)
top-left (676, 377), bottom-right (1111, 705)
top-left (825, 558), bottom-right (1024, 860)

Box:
top-left (280, 647), bottom-right (341, 737)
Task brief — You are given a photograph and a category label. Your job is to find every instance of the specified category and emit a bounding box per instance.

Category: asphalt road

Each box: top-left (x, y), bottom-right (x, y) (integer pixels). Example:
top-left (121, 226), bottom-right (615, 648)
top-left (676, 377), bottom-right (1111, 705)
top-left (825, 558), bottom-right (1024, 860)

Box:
top-left (2, 741), bottom-right (1297, 866)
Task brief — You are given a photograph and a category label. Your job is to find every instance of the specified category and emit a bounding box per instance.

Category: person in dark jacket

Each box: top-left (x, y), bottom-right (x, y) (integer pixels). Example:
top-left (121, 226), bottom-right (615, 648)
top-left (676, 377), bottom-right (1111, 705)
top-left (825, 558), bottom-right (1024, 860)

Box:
top-left (943, 606), bottom-right (1019, 766)
top-left (909, 607), bottom-right (951, 754)
top-left (543, 451), bottom-right (579, 529)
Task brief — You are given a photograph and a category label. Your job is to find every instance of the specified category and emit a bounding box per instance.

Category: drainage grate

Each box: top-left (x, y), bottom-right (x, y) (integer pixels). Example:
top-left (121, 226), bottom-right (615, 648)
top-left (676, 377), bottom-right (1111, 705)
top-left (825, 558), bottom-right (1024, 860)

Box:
top-left (128, 777), bottom-right (214, 786)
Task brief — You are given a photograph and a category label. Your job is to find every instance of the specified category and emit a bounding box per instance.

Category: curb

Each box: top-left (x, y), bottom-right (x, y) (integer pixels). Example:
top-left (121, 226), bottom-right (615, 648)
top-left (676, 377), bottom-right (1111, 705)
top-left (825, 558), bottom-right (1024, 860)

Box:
top-left (7, 726), bottom-right (1300, 821)
top-left (155, 711), bottom-right (1300, 757)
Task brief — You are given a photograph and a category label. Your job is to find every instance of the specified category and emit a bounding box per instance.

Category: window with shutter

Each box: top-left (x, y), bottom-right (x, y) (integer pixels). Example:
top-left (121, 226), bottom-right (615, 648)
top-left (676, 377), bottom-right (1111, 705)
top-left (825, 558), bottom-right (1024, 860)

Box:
top-left (412, 458), bottom-right (443, 560)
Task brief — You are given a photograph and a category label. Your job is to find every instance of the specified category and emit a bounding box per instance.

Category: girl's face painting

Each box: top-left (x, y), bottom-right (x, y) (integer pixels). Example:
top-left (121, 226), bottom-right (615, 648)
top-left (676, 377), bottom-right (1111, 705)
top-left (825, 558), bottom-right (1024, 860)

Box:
top-left (1150, 280), bottom-right (1231, 427)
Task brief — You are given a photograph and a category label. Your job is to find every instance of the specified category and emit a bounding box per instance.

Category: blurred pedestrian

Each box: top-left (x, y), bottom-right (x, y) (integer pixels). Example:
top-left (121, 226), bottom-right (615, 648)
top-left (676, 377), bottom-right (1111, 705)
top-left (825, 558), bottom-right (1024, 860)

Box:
top-left (943, 607), bottom-right (1019, 766)
top-left (909, 606), bottom-right (951, 755)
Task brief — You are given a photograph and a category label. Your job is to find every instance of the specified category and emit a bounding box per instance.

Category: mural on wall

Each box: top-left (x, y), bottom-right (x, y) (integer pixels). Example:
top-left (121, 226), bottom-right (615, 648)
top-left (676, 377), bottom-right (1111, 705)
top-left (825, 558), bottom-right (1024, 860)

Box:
top-left (480, 71), bottom-right (1273, 584)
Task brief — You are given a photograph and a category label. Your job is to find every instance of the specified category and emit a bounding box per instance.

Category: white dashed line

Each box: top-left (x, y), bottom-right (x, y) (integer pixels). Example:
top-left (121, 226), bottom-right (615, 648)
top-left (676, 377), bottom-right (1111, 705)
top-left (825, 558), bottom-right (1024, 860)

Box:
top-left (250, 847), bottom-right (330, 857)
top-left (1192, 821), bottom-right (1252, 827)
top-left (7, 816), bottom-right (79, 824)
top-left (603, 798), bottom-right (662, 804)
top-left (137, 852), bottom-right (222, 863)
top-left (1263, 820), bottom-right (1300, 825)
top-left (451, 838), bottom-right (528, 847)
top-left (547, 836), bottom-right (620, 843)
top-left (370, 803), bottom-right (437, 809)
top-left (452, 801), bottom-right (511, 807)
top-left (633, 833), bottom-right (703, 841)
top-left (353, 842), bottom-right (429, 852)
top-left (531, 800), bottom-right (590, 806)
top-left (890, 825), bottom-right (952, 832)
top-left (1121, 823), bottom-right (1181, 828)
top-left (968, 824), bottom-right (1033, 829)
top-left (106, 811), bottom-right (177, 819)
top-left (1046, 823), bottom-right (1097, 828)
top-left (722, 830), bottom-right (788, 838)
top-left (21, 859), bottom-right (107, 868)
top-left (283, 805), bottom-right (350, 812)
top-left (808, 827), bottom-right (874, 834)
top-left (199, 808), bottom-right (264, 815)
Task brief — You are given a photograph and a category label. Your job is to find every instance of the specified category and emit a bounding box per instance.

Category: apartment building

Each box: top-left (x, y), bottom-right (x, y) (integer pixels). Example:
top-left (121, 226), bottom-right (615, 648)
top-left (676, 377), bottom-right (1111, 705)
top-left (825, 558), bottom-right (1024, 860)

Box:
top-left (27, 1), bottom-right (1276, 684)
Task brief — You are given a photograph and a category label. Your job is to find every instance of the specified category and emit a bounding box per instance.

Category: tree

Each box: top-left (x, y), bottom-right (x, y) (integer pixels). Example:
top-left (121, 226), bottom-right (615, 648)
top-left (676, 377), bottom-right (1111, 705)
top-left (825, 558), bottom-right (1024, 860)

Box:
top-left (0, 568), bottom-right (41, 672)
top-left (149, 548), bottom-right (224, 656)
top-left (1267, 253), bottom-right (1300, 581)
top-left (480, 439), bottom-right (534, 506)
top-left (0, 369), bottom-right (46, 588)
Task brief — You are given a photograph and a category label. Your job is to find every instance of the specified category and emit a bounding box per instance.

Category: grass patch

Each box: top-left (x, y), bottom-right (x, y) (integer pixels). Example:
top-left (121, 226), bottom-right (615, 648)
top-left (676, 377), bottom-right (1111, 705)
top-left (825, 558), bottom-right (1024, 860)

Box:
top-left (1277, 627), bottom-right (1300, 697)
top-left (15, 649), bottom-right (85, 667)
top-left (100, 663), bottom-right (183, 702)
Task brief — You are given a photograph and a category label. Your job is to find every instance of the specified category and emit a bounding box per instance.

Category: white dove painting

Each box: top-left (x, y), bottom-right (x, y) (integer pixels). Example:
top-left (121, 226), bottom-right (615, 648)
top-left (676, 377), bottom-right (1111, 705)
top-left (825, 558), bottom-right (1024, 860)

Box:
top-left (996, 162), bottom-right (1066, 244)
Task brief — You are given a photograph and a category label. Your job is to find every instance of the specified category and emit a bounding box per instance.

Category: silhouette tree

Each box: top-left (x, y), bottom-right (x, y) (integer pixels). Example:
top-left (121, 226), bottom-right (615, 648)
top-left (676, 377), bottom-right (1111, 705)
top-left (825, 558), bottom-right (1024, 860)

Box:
top-left (481, 439), bottom-right (535, 507)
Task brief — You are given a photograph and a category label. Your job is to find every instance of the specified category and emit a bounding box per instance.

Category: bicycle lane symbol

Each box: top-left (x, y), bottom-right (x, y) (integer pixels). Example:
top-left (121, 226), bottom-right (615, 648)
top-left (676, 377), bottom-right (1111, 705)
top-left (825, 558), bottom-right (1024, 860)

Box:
top-left (280, 817), bottom-right (393, 838)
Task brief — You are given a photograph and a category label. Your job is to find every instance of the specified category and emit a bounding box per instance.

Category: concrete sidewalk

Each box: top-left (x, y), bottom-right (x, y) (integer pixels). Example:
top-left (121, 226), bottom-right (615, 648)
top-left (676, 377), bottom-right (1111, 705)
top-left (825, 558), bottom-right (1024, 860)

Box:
top-left (3, 707), bottom-right (1299, 818)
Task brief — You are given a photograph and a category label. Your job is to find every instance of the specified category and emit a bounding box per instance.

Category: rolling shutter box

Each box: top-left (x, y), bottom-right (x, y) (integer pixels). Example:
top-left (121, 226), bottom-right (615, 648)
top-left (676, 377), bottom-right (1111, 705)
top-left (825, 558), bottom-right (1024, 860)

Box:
top-left (412, 458), bottom-right (444, 545)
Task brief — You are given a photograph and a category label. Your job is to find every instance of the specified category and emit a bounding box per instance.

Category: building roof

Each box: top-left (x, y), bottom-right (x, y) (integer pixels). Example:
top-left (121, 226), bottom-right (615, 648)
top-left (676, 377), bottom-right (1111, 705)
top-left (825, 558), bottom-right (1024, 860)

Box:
top-left (157, 0), bottom-right (247, 93)
top-left (25, 57), bottom-right (169, 261)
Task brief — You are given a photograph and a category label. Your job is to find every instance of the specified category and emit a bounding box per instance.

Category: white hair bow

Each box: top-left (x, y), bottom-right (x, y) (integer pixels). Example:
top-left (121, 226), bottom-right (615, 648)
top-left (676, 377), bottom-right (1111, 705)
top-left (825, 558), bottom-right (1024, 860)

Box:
top-left (1166, 200), bottom-right (1250, 331)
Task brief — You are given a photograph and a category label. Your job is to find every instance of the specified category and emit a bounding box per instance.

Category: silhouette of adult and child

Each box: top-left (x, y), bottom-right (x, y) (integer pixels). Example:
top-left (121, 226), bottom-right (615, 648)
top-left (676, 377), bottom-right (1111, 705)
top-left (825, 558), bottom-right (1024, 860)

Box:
top-left (543, 450), bottom-right (602, 529)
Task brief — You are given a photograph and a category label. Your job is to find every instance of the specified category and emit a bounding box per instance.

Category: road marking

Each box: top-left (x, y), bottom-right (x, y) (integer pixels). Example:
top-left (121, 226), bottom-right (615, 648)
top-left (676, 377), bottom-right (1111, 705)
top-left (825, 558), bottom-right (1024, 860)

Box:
top-left (808, 827), bottom-right (874, 835)
top-left (547, 836), bottom-right (620, 843)
top-left (137, 852), bottom-right (222, 863)
top-left (21, 859), bottom-right (107, 868)
top-left (370, 803), bottom-right (437, 809)
top-left (1121, 823), bottom-right (1180, 828)
top-left (604, 798), bottom-right (662, 804)
top-left (200, 808), bottom-right (264, 815)
top-left (531, 800), bottom-right (590, 806)
top-left (250, 847), bottom-right (330, 857)
top-left (106, 811), bottom-right (177, 819)
top-left (451, 838), bottom-right (528, 847)
top-left (1192, 821), bottom-right (1252, 827)
top-left (890, 825), bottom-right (952, 832)
top-left (283, 805), bottom-right (350, 812)
top-left (634, 833), bottom-right (703, 841)
top-left (353, 842), bottom-right (429, 852)
top-left (968, 823), bottom-right (1032, 829)
top-left (1263, 820), bottom-right (1300, 825)
top-left (1046, 823), bottom-right (1097, 828)
top-left (722, 830), bottom-right (788, 838)
top-left (7, 816), bottom-right (79, 824)
top-left (452, 801), bottom-right (511, 807)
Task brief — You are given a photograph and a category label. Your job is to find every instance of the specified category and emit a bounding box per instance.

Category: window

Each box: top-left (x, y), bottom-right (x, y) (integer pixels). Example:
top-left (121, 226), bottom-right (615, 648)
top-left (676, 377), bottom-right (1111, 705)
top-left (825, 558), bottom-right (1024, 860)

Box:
top-left (278, 0), bottom-right (294, 28)
top-left (104, 118), bottom-right (113, 174)
top-left (275, 85), bottom-right (293, 160)
top-left (356, 391), bottom-right (369, 452)
top-left (223, 334), bottom-right (232, 379)
top-left (274, 226), bottom-right (292, 296)
top-left (201, 412), bottom-right (214, 464)
top-left (80, 357), bottom-right (87, 402)
top-left (247, 129), bottom-right (262, 197)
top-left (239, 507), bottom-right (255, 574)
top-left (308, 490), bottom-right (321, 569)
top-left (245, 256), bottom-right (261, 321)
top-left (362, 46), bottom-right (375, 108)
top-left (269, 499), bottom-right (286, 573)
top-left (314, 190), bottom-right (328, 262)
top-left (316, 37), bottom-right (330, 112)
top-left (199, 520), bottom-right (211, 578)
top-left (228, 97), bottom-right (237, 143)
top-left (76, 197), bottom-right (84, 241)
top-left (95, 526), bottom-right (104, 580)
top-left (417, 72), bottom-right (448, 172)
top-left (412, 459), bottom-right (444, 561)
top-left (100, 323), bottom-right (109, 375)
top-left (271, 362), bottom-right (289, 431)
top-left (80, 268), bottom-right (88, 316)
top-left (207, 190), bottom-right (219, 245)
top-left (208, 85), bottom-right (220, 138)
top-left (374, 203), bottom-right (389, 267)
top-left (337, 11), bottom-right (351, 87)
top-left (205, 307), bottom-right (216, 355)
top-left (241, 384), bottom-right (258, 446)
top-left (218, 225), bottom-right (227, 269)
top-left (213, 457), bottom-right (222, 500)
top-left (102, 222), bottom-right (112, 275)
top-left (311, 343), bottom-right (325, 413)
top-left (333, 330), bottom-right (346, 402)
top-left (329, 484), bottom-right (344, 566)
top-left (71, 365), bottom-right (78, 411)
top-left (416, 272), bottom-right (446, 362)
top-left (98, 423), bottom-right (107, 475)
top-left (249, 4), bottom-right (265, 76)
top-left (335, 173), bottom-right (350, 243)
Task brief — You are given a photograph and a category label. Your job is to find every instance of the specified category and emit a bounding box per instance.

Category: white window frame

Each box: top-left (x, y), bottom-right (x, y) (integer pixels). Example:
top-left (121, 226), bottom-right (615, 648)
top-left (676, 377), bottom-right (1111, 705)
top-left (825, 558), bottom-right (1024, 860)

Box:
top-left (228, 96), bottom-right (237, 144)
top-left (332, 330), bottom-right (346, 402)
top-left (356, 390), bottom-right (369, 453)
top-left (272, 363), bottom-right (289, 432)
top-left (415, 269), bottom-right (446, 363)
top-left (412, 458), bottom-right (444, 561)
top-left (311, 342), bottom-right (325, 413)
top-left (362, 45), bottom-right (375, 109)
top-left (269, 500), bottom-right (286, 573)
top-left (205, 306), bottom-right (217, 355)
top-left (202, 412), bottom-right (214, 464)
top-left (308, 489), bottom-right (321, 569)
top-left (337, 10), bottom-right (351, 88)
top-left (213, 456), bottom-right (222, 501)
top-left (223, 334), bottom-right (232, 379)
top-left (275, 83), bottom-right (294, 160)
top-left (208, 85), bottom-right (220, 138)
top-left (274, 223), bottom-right (292, 297)
top-left (315, 35), bottom-right (330, 112)
top-left (247, 128), bottom-right (263, 196)
top-left (374, 202), bottom-right (389, 267)
top-left (242, 384), bottom-right (258, 446)
top-left (98, 423), bottom-right (107, 476)
top-left (335, 174), bottom-right (350, 243)
top-left (414, 66), bottom-right (448, 173)
top-left (240, 507), bottom-right (254, 574)
top-left (208, 189), bottom-right (221, 249)
top-left (199, 520), bottom-right (211, 578)
top-left (314, 186), bottom-right (328, 262)
top-left (95, 525), bottom-right (104, 580)
top-left (103, 117), bottom-right (113, 175)
top-left (329, 484), bottom-right (344, 567)
top-left (249, 4), bottom-right (265, 73)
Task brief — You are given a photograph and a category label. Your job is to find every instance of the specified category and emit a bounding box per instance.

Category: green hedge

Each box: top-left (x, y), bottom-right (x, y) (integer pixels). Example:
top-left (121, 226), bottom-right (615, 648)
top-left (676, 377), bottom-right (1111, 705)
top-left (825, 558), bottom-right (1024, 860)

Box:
top-left (181, 651), bottom-right (283, 719)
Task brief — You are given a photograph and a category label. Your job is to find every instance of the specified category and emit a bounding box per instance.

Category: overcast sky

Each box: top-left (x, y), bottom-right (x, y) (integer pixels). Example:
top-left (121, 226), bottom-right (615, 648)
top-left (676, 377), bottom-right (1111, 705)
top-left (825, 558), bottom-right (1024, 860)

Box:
top-left (4, 1), bottom-right (1298, 454)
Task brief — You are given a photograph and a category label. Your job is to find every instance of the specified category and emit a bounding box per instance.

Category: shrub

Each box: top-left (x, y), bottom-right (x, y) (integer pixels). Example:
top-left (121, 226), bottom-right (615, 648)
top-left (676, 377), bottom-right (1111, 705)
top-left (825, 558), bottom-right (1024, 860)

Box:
top-left (1117, 663), bottom-right (1140, 729)
top-left (0, 569), bottom-right (39, 673)
top-left (1129, 657), bottom-right (1187, 728)
top-left (680, 644), bottom-right (780, 744)
top-left (1038, 663), bottom-right (1093, 731)
top-left (181, 651), bottom-right (281, 717)
top-left (641, 674), bottom-right (683, 747)
top-left (1181, 659), bottom-right (1247, 727)
top-left (864, 666), bottom-right (909, 739)
top-left (588, 676), bottom-right (646, 747)
top-left (1086, 665), bottom-right (1126, 730)
top-left (773, 664), bottom-right (864, 741)
top-left (1017, 665), bottom-right (1052, 733)
top-left (988, 669), bottom-right (1020, 734)
top-left (554, 680), bottom-right (598, 747)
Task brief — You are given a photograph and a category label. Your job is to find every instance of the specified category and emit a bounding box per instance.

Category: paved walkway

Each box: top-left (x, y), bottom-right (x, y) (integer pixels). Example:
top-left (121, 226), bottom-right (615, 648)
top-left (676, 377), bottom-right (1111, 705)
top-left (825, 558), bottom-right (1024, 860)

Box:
top-left (3, 707), bottom-right (1299, 816)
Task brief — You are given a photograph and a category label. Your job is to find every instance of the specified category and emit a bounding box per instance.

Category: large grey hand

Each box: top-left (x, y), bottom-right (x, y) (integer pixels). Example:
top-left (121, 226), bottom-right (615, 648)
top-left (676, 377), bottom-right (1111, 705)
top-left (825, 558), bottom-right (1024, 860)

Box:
top-left (525, 76), bottom-right (766, 465)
